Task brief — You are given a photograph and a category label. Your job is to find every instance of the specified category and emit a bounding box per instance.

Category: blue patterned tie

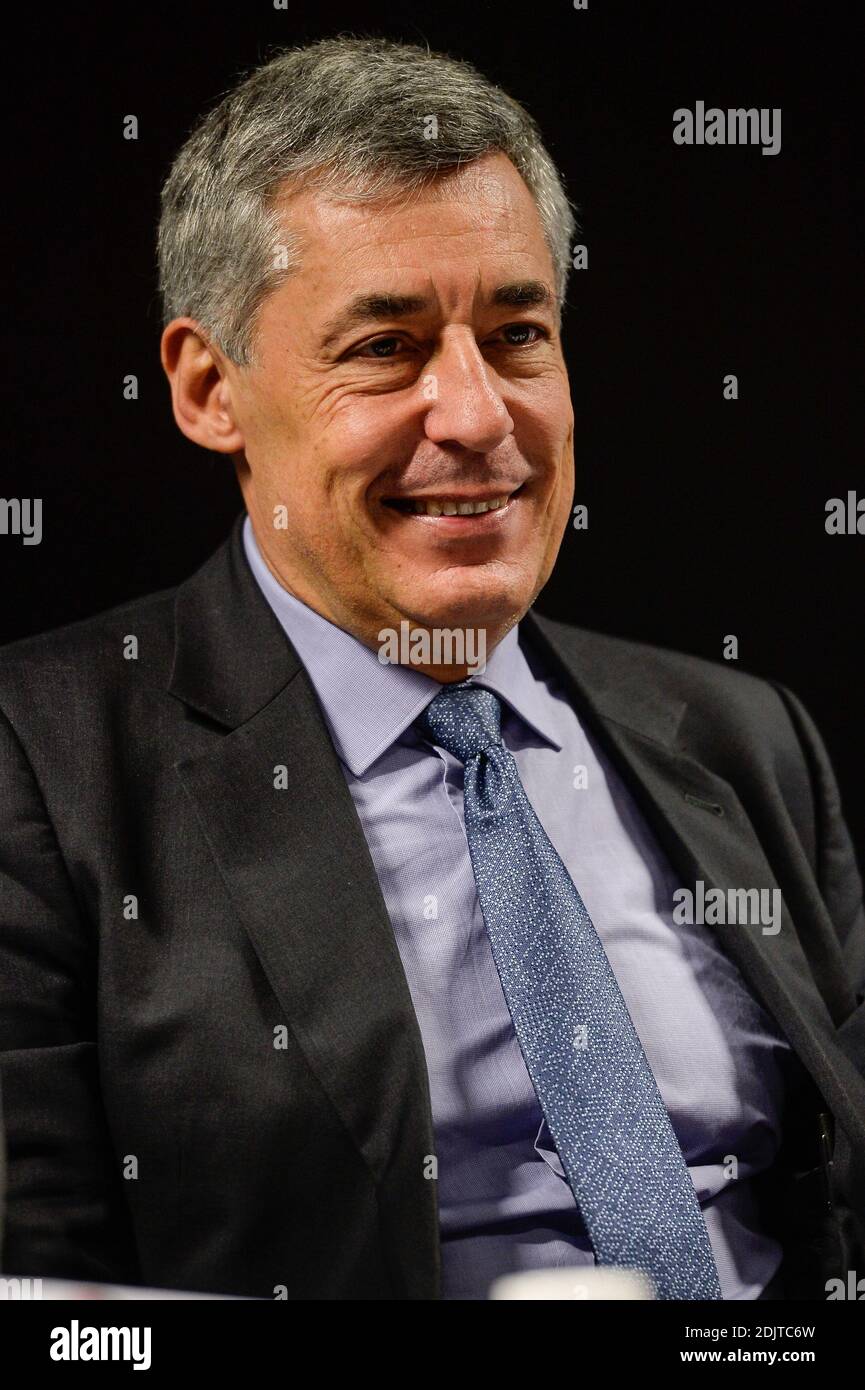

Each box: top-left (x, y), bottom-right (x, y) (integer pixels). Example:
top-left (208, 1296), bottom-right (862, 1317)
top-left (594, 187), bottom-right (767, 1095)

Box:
top-left (417, 681), bottom-right (723, 1301)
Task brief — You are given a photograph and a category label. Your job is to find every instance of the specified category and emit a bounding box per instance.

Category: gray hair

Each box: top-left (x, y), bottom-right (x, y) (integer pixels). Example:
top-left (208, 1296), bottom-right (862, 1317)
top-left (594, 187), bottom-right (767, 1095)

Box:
top-left (157, 36), bottom-right (578, 367)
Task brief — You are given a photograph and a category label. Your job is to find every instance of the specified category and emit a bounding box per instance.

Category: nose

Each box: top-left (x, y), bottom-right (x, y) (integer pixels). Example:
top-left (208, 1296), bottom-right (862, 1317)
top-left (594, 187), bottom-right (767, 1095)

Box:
top-left (422, 327), bottom-right (514, 455)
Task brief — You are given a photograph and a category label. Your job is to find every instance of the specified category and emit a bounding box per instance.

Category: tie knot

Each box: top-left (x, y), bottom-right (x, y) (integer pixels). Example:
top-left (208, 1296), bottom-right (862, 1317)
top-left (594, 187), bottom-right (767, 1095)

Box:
top-left (417, 682), bottom-right (503, 764)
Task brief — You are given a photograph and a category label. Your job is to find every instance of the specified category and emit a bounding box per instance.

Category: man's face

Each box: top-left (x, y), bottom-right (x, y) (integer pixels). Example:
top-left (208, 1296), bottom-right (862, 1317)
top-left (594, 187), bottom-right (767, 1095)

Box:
top-left (225, 152), bottom-right (574, 649)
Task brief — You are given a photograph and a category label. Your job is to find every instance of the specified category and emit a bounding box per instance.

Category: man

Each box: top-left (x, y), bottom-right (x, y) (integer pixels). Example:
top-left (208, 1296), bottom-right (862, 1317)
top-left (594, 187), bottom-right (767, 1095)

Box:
top-left (1, 36), bottom-right (863, 1302)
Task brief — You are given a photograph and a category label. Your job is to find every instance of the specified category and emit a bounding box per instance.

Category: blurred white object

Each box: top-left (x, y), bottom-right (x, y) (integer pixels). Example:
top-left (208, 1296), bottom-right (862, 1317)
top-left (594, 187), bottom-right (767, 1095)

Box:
top-left (489, 1266), bottom-right (656, 1300)
top-left (0, 1276), bottom-right (246, 1300)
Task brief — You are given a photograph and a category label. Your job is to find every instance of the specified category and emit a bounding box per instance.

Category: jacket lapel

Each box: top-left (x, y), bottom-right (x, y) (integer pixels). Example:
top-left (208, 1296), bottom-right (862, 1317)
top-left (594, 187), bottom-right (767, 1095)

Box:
top-left (524, 610), bottom-right (865, 1158)
top-left (167, 515), bottom-right (440, 1297)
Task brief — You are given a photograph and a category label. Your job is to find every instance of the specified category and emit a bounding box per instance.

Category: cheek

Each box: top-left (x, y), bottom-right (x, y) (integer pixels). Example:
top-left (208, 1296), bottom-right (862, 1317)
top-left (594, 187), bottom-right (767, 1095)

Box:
top-left (514, 367), bottom-right (571, 438)
top-left (323, 389), bottom-right (417, 456)
top-left (524, 402), bottom-right (574, 542)
top-left (301, 400), bottom-right (421, 518)
top-left (520, 408), bottom-right (573, 502)
top-left (552, 430), bottom-right (575, 523)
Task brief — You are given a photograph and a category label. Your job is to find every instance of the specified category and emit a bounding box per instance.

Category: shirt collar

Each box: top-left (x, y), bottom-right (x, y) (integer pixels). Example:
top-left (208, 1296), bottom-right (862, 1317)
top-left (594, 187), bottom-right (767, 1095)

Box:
top-left (242, 514), bottom-right (562, 775)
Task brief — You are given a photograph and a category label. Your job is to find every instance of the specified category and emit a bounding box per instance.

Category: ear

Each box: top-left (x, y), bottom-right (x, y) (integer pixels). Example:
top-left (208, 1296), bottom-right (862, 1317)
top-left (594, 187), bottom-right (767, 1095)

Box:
top-left (160, 318), bottom-right (245, 454)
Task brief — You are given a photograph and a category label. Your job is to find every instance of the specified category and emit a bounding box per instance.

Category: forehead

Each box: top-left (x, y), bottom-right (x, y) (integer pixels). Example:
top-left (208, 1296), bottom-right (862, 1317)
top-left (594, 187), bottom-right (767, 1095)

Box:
top-left (271, 152), bottom-right (554, 291)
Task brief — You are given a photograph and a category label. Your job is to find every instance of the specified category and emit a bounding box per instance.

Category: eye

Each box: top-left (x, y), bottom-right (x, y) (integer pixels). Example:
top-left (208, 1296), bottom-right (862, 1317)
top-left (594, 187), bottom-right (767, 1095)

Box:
top-left (496, 322), bottom-right (548, 347)
top-left (354, 335), bottom-right (410, 359)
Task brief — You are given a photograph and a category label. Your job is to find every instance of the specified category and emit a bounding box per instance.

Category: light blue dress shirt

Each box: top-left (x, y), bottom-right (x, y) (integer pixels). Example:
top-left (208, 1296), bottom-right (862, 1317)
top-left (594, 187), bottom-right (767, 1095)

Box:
top-left (242, 515), bottom-right (797, 1300)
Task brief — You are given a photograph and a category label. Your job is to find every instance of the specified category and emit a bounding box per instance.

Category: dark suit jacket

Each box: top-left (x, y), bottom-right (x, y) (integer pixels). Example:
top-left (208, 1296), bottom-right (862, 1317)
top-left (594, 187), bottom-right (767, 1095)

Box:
top-left (1, 512), bottom-right (863, 1299)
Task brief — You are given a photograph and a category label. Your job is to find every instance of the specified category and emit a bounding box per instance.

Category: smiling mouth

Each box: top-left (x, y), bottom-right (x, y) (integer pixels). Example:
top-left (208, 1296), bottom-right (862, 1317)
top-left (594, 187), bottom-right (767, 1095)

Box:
top-left (383, 484), bottom-right (525, 517)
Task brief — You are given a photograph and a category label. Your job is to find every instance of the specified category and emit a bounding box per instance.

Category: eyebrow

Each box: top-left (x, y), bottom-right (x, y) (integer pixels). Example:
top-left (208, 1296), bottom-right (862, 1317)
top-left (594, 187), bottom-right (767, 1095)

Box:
top-left (317, 280), bottom-right (555, 350)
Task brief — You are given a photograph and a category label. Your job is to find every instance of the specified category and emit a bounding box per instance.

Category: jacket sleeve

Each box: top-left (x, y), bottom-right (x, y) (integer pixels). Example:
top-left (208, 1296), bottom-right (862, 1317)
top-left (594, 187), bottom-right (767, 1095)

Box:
top-left (771, 680), bottom-right (865, 1087)
top-left (0, 704), bottom-right (138, 1284)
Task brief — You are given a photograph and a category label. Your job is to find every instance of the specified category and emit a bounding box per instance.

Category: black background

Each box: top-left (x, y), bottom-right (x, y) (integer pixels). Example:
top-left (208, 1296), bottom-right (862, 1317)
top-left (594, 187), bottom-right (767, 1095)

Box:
top-left (4, 1), bottom-right (864, 843)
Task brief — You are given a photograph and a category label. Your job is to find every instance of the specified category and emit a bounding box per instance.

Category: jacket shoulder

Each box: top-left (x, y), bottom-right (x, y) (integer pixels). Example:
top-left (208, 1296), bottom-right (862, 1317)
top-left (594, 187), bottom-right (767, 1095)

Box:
top-left (530, 612), bottom-right (786, 720)
top-left (0, 585), bottom-right (178, 718)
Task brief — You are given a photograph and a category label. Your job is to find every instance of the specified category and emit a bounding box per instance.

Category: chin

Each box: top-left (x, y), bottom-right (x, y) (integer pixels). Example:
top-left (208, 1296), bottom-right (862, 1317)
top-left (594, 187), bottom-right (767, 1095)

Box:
top-left (397, 575), bottom-right (533, 633)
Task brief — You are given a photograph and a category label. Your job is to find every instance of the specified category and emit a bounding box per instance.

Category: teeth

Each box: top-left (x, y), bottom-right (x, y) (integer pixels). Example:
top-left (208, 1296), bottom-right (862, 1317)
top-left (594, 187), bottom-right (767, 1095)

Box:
top-left (405, 494), bottom-right (511, 516)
